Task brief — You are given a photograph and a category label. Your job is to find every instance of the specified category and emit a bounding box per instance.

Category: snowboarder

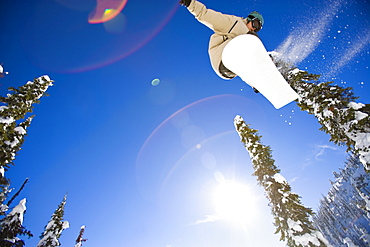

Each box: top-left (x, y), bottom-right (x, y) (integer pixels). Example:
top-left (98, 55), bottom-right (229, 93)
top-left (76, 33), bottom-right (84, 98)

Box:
top-left (179, 0), bottom-right (264, 80)
top-left (179, 0), bottom-right (299, 109)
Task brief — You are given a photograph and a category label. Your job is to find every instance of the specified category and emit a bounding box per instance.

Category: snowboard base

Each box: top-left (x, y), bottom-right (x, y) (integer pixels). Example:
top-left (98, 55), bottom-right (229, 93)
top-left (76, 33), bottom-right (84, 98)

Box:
top-left (222, 34), bottom-right (299, 109)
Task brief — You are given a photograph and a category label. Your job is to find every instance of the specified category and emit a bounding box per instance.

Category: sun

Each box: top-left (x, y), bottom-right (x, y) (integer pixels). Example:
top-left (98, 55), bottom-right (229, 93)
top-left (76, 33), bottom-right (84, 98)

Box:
top-left (213, 180), bottom-right (258, 225)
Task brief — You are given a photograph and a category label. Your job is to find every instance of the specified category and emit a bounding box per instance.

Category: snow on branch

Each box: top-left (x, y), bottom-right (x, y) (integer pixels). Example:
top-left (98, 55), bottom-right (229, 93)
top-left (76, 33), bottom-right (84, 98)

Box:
top-left (0, 64), bottom-right (9, 78)
top-left (0, 198), bottom-right (33, 246)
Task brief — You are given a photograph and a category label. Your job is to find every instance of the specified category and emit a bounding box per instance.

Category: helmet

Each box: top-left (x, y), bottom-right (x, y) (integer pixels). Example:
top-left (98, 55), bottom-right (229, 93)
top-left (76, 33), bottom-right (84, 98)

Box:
top-left (247, 11), bottom-right (264, 25)
top-left (247, 11), bottom-right (264, 32)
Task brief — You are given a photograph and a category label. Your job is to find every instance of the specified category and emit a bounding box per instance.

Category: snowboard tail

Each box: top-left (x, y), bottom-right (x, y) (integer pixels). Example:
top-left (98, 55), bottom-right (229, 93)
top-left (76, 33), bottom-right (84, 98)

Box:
top-left (222, 34), bottom-right (299, 109)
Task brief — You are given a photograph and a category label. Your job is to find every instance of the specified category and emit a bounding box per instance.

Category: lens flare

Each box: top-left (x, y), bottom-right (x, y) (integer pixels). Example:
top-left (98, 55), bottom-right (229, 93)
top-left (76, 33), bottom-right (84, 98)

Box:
top-left (151, 78), bottom-right (160, 86)
top-left (21, 0), bottom-right (178, 73)
top-left (135, 94), bottom-right (266, 204)
top-left (88, 0), bottom-right (128, 24)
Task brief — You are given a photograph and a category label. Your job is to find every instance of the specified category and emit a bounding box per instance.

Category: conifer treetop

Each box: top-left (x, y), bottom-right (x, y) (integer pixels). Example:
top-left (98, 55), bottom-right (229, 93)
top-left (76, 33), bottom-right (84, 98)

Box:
top-left (37, 195), bottom-right (69, 247)
top-left (0, 75), bottom-right (53, 168)
top-left (234, 115), bottom-right (330, 247)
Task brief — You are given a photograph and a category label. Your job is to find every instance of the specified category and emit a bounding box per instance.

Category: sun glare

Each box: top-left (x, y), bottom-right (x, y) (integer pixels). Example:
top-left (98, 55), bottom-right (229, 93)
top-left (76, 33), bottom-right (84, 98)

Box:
top-left (213, 180), bottom-right (258, 225)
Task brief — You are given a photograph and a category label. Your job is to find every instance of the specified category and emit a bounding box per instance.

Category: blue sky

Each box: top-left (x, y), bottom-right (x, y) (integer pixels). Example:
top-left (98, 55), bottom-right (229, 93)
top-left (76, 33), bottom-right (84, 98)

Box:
top-left (0, 0), bottom-right (369, 246)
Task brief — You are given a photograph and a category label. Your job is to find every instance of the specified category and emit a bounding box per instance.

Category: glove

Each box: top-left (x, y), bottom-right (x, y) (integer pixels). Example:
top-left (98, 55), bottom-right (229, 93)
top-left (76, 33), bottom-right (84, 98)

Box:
top-left (179, 0), bottom-right (191, 7)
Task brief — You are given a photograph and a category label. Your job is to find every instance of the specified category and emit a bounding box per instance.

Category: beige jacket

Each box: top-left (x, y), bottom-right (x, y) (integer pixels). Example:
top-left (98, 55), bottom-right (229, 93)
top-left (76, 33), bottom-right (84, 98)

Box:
top-left (187, 0), bottom-right (251, 79)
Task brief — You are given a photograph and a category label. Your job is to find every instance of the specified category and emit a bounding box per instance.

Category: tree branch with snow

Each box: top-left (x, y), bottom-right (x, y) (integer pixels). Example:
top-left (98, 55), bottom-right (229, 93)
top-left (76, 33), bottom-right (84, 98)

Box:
top-left (273, 56), bottom-right (370, 171)
top-left (0, 198), bottom-right (33, 247)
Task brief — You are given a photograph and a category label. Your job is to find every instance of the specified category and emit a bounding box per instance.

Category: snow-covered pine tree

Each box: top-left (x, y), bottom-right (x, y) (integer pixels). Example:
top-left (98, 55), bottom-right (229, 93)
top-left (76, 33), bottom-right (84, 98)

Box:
top-left (0, 64), bottom-right (9, 78)
top-left (313, 154), bottom-right (370, 246)
top-left (75, 225), bottom-right (87, 247)
top-left (234, 115), bottom-right (329, 247)
top-left (0, 75), bottom-right (53, 170)
top-left (271, 54), bottom-right (370, 171)
top-left (0, 198), bottom-right (32, 247)
top-left (37, 195), bottom-right (69, 247)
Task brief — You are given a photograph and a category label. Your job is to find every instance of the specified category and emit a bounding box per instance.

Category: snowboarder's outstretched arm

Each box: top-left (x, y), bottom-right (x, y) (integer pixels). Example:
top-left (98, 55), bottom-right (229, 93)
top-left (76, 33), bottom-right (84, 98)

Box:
top-left (179, 0), bottom-right (242, 34)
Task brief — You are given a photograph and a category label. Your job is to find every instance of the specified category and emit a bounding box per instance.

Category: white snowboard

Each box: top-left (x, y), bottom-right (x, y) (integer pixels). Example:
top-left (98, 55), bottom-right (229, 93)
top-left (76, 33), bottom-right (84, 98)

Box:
top-left (222, 34), bottom-right (299, 109)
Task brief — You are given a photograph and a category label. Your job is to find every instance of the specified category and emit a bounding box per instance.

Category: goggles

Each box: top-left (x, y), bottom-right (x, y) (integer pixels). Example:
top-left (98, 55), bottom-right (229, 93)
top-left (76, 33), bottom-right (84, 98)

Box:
top-left (247, 15), bottom-right (262, 32)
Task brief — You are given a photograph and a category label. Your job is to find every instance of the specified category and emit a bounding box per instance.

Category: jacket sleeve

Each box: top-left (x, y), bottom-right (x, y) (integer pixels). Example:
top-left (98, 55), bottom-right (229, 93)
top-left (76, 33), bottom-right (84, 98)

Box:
top-left (187, 0), bottom-right (239, 34)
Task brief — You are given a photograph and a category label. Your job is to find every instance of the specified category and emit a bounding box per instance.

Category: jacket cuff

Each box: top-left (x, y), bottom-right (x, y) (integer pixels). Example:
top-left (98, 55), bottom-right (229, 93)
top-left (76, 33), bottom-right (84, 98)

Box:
top-left (188, 0), bottom-right (195, 9)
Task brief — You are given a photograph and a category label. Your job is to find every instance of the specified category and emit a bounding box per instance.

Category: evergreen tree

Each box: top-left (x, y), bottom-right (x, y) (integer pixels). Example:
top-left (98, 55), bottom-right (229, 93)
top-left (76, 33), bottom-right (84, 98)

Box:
top-left (74, 225), bottom-right (87, 247)
top-left (0, 75), bottom-right (53, 245)
top-left (37, 195), bottom-right (69, 247)
top-left (0, 198), bottom-right (32, 247)
top-left (313, 154), bottom-right (370, 246)
top-left (272, 54), bottom-right (370, 171)
top-left (234, 115), bottom-right (329, 247)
